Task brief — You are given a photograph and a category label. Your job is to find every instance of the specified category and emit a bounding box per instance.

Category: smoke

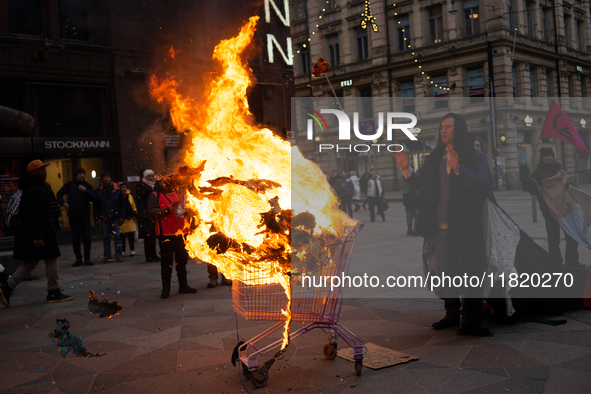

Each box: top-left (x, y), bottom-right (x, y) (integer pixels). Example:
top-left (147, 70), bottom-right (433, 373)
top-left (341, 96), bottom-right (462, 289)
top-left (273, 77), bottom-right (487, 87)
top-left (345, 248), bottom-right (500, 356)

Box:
top-left (136, 121), bottom-right (166, 177)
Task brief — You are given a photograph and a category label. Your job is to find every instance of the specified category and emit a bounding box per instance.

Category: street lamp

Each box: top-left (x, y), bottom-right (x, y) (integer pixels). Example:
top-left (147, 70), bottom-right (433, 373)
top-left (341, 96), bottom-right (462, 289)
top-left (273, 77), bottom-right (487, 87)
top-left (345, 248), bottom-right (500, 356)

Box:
top-left (449, 0), bottom-right (459, 15)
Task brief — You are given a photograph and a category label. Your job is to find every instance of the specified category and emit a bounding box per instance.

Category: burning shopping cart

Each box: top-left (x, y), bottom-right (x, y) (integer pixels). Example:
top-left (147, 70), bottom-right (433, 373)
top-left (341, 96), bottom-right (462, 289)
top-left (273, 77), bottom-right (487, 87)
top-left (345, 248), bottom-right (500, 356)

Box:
top-left (231, 222), bottom-right (366, 388)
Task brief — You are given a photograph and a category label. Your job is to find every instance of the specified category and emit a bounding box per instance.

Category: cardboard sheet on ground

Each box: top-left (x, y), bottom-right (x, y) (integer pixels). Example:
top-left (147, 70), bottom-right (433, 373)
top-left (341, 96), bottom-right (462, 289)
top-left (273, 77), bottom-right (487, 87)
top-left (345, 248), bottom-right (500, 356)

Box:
top-left (337, 343), bottom-right (418, 370)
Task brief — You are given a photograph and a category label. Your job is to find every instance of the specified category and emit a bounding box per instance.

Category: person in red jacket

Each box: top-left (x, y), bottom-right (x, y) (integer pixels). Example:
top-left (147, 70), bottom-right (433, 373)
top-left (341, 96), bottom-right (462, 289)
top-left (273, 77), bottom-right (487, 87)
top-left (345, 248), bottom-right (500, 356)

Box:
top-left (147, 180), bottom-right (197, 298)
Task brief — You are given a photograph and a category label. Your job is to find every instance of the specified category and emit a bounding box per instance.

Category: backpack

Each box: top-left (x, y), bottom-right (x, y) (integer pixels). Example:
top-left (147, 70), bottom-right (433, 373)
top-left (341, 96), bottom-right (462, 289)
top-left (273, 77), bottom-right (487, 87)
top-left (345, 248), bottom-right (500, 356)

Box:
top-left (5, 189), bottom-right (23, 228)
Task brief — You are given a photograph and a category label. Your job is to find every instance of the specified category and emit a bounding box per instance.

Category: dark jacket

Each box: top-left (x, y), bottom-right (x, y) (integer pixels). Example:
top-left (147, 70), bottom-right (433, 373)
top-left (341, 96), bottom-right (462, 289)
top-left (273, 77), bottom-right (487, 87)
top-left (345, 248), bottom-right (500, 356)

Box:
top-left (335, 176), bottom-right (354, 199)
top-left (94, 182), bottom-right (126, 220)
top-left (136, 180), bottom-right (156, 238)
top-left (56, 178), bottom-right (95, 217)
top-left (529, 162), bottom-right (561, 219)
top-left (13, 172), bottom-right (61, 261)
top-left (405, 114), bottom-right (493, 279)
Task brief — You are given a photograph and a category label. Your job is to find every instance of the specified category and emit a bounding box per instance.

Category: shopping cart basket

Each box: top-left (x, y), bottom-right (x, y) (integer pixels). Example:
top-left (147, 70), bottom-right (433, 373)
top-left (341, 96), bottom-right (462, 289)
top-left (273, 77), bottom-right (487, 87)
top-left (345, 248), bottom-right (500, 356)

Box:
top-left (231, 222), bottom-right (366, 388)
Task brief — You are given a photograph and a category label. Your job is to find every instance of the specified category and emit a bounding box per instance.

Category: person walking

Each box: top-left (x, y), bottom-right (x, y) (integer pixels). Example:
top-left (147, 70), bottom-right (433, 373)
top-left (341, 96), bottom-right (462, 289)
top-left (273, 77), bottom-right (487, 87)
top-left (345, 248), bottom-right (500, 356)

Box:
top-left (401, 166), bottom-right (419, 236)
top-left (147, 181), bottom-right (197, 298)
top-left (366, 168), bottom-right (385, 222)
top-left (335, 170), bottom-right (354, 217)
top-left (394, 113), bottom-right (492, 336)
top-left (119, 182), bottom-right (138, 257)
top-left (0, 160), bottom-right (72, 307)
top-left (528, 148), bottom-right (580, 267)
top-left (349, 171), bottom-right (362, 212)
top-left (57, 167), bottom-right (95, 266)
top-left (94, 171), bottom-right (125, 263)
top-left (136, 170), bottom-right (160, 262)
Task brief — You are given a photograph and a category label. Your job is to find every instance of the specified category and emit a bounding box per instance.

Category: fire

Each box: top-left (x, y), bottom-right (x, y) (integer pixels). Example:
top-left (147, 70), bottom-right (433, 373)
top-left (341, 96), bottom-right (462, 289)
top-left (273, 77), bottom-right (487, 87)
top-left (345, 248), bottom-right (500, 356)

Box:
top-left (150, 16), bottom-right (354, 351)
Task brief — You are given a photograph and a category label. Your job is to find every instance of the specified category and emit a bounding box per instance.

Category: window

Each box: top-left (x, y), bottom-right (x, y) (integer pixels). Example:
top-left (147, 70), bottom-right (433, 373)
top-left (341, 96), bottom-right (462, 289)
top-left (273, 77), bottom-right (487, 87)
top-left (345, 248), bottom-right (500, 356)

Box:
top-left (428, 5), bottom-right (443, 44)
top-left (508, 0), bottom-right (515, 32)
top-left (35, 85), bottom-right (105, 138)
top-left (463, 0), bottom-right (480, 36)
top-left (396, 14), bottom-right (411, 52)
top-left (529, 68), bottom-right (537, 103)
top-left (546, 69), bottom-right (553, 100)
top-left (59, 0), bottom-right (90, 41)
top-left (294, 0), bottom-right (306, 20)
top-left (564, 15), bottom-right (571, 47)
top-left (543, 8), bottom-right (552, 42)
top-left (327, 34), bottom-right (340, 66)
top-left (8, 0), bottom-right (42, 36)
top-left (467, 67), bottom-right (485, 104)
top-left (577, 20), bottom-right (584, 51)
top-left (326, 0), bottom-right (336, 10)
top-left (512, 66), bottom-right (519, 98)
top-left (525, 2), bottom-right (534, 37)
top-left (358, 86), bottom-right (373, 120)
top-left (400, 81), bottom-right (415, 113)
top-left (356, 29), bottom-right (369, 61)
top-left (432, 75), bottom-right (448, 110)
top-left (299, 46), bottom-right (310, 75)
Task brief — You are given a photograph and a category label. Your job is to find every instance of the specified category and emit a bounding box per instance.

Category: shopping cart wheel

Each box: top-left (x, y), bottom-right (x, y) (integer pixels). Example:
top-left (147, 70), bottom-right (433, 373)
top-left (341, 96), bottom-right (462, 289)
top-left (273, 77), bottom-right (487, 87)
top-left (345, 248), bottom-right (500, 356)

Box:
top-left (355, 360), bottom-right (362, 376)
top-left (323, 343), bottom-right (337, 360)
top-left (250, 369), bottom-right (269, 388)
top-left (242, 363), bottom-right (253, 379)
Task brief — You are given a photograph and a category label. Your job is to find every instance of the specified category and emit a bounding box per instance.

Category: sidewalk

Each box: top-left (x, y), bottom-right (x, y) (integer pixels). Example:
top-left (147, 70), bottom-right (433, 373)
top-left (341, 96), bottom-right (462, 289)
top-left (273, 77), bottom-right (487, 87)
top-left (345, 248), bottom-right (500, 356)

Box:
top-left (0, 190), bottom-right (590, 393)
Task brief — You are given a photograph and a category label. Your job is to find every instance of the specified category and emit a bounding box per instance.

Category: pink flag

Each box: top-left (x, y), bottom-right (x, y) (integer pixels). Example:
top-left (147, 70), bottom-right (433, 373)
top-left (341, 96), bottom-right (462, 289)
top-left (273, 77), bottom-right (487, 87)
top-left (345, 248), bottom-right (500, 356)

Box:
top-left (540, 100), bottom-right (588, 158)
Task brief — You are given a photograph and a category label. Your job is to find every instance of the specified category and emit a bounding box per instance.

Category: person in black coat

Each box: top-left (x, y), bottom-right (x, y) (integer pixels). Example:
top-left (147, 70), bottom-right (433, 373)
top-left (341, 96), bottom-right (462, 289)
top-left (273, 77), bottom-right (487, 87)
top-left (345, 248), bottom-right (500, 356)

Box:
top-left (136, 169), bottom-right (160, 262)
top-left (528, 148), bottom-right (580, 267)
top-left (335, 170), bottom-right (354, 217)
top-left (94, 171), bottom-right (126, 263)
top-left (0, 160), bottom-right (72, 307)
top-left (57, 167), bottom-right (95, 266)
top-left (395, 113), bottom-right (491, 336)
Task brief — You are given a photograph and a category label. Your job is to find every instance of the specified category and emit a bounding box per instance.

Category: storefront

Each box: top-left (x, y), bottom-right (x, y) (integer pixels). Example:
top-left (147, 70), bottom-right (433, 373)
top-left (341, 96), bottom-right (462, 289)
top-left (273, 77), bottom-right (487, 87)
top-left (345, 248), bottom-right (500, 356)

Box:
top-left (0, 82), bottom-right (121, 246)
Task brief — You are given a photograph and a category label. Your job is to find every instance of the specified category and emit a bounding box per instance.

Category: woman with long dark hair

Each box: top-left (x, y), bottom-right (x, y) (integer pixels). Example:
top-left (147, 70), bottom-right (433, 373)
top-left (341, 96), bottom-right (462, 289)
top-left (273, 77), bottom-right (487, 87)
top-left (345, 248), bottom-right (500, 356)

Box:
top-left (395, 113), bottom-right (492, 336)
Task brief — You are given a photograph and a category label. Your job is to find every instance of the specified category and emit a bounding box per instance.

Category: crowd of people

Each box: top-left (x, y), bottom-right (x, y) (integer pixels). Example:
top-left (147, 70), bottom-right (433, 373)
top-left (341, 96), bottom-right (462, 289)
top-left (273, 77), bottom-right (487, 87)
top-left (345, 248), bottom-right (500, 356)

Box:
top-left (0, 117), bottom-right (586, 341)
top-left (329, 168), bottom-right (387, 222)
top-left (0, 164), bottom-right (230, 308)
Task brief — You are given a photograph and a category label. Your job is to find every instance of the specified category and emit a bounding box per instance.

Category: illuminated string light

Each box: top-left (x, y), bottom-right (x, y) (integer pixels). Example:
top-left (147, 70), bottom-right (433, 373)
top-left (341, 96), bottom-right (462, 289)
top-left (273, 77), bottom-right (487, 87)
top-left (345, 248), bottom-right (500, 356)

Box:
top-left (361, 1), bottom-right (379, 32)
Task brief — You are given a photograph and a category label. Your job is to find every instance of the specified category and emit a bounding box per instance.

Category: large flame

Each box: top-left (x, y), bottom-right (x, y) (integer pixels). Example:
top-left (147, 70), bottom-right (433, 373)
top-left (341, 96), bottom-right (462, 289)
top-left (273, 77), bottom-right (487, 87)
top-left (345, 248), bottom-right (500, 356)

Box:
top-left (150, 16), bottom-right (354, 350)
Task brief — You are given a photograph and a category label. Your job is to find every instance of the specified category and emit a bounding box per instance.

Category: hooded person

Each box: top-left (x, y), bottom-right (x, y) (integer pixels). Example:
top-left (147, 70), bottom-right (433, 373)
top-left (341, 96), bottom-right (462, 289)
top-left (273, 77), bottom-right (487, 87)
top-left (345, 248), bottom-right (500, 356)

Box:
top-left (118, 182), bottom-right (138, 257)
top-left (94, 171), bottom-right (126, 263)
top-left (147, 179), bottom-right (196, 298)
top-left (395, 113), bottom-right (492, 336)
top-left (528, 148), bottom-right (580, 267)
top-left (0, 160), bottom-right (72, 307)
top-left (136, 169), bottom-right (160, 262)
top-left (56, 167), bottom-right (95, 266)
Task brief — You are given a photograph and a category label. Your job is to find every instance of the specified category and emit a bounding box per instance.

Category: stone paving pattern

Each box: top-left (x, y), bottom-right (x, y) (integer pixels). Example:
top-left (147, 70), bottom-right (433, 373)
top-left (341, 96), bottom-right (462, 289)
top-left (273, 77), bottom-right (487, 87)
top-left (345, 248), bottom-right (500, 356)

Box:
top-left (1, 188), bottom-right (590, 393)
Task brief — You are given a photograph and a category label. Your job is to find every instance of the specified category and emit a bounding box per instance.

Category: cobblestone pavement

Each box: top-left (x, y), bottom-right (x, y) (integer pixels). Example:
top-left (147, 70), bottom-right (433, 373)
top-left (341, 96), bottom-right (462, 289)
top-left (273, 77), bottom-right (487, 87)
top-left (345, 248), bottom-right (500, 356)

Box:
top-left (0, 188), bottom-right (590, 393)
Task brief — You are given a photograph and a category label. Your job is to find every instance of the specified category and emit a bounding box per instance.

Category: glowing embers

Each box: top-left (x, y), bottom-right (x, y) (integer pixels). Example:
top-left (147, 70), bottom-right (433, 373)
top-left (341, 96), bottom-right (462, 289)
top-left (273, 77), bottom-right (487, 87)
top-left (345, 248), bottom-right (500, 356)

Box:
top-left (88, 290), bottom-right (123, 319)
top-left (49, 319), bottom-right (105, 358)
top-left (312, 57), bottom-right (330, 78)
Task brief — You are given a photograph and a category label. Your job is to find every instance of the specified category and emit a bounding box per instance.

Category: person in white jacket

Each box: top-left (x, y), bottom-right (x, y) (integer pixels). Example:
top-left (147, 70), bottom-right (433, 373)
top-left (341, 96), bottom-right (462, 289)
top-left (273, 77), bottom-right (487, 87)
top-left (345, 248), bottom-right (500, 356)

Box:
top-left (349, 171), bottom-right (362, 212)
top-left (366, 169), bottom-right (385, 222)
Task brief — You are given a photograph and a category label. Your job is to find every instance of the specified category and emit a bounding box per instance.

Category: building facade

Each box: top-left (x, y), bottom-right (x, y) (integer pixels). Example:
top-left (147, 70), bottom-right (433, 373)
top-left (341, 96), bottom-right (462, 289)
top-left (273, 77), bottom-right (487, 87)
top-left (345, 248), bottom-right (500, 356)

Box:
top-left (0, 0), bottom-right (292, 243)
top-left (291, 0), bottom-right (591, 190)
